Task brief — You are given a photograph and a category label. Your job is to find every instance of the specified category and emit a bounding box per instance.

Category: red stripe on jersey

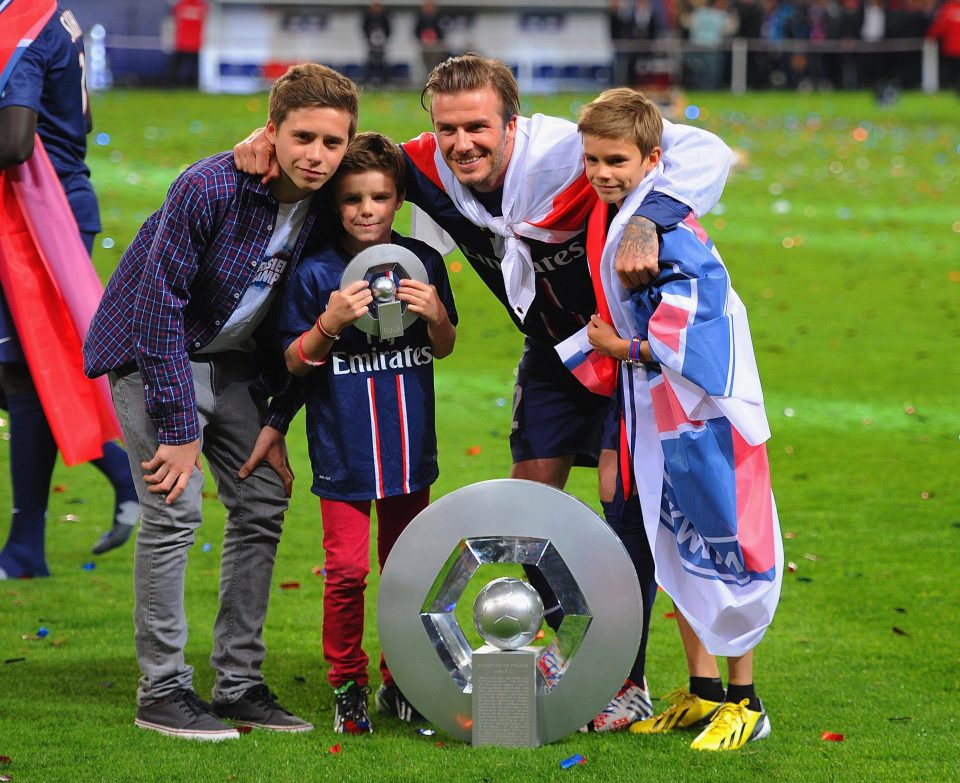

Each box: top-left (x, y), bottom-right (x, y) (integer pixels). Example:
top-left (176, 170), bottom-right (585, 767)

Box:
top-left (402, 133), bottom-right (445, 192)
top-left (529, 174), bottom-right (597, 233)
top-left (395, 375), bottom-right (410, 494)
top-left (367, 377), bottom-right (385, 499)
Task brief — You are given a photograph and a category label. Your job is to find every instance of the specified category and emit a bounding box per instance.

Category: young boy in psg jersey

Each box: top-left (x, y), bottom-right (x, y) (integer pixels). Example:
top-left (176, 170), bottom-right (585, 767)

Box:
top-left (280, 132), bottom-right (457, 734)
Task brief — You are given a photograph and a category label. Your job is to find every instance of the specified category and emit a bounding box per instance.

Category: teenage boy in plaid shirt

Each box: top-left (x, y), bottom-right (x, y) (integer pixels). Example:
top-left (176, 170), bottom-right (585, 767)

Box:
top-left (83, 63), bottom-right (358, 741)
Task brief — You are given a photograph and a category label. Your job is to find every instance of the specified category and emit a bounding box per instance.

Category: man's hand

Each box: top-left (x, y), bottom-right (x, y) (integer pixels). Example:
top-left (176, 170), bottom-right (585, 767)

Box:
top-left (233, 127), bottom-right (280, 184)
top-left (614, 215), bottom-right (661, 289)
top-left (239, 426), bottom-right (294, 498)
top-left (141, 440), bottom-right (202, 505)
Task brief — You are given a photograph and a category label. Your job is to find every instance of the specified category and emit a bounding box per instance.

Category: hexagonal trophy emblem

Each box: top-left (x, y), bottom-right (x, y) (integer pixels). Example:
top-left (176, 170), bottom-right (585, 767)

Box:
top-left (378, 479), bottom-right (644, 746)
top-left (340, 243), bottom-right (429, 339)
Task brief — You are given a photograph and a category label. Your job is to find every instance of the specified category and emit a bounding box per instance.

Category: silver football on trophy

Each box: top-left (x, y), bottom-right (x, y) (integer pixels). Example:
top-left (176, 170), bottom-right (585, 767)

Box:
top-left (473, 577), bottom-right (545, 651)
top-left (371, 275), bottom-right (396, 303)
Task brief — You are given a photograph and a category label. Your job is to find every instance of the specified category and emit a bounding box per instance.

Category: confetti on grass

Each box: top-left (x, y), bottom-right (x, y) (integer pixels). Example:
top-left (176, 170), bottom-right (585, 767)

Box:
top-left (561, 754), bottom-right (587, 769)
top-left (280, 582), bottom-right (301, 590)
top-left (820, 731), bottom-right (844, 742)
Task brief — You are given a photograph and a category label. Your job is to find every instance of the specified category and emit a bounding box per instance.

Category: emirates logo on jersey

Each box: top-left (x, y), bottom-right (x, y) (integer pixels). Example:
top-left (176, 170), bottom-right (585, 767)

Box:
top-left (330, 346), bottom-right (434, 375)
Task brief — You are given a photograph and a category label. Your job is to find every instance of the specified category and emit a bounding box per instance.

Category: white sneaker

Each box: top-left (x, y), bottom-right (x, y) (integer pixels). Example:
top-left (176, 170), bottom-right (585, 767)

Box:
top-left (579, 678), bottom-right (653, 733)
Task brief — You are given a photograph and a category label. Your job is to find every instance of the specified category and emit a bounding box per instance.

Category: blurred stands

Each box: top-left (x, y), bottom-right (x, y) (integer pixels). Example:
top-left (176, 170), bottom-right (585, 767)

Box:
top-left (63, 0), bottom-right (952, 93)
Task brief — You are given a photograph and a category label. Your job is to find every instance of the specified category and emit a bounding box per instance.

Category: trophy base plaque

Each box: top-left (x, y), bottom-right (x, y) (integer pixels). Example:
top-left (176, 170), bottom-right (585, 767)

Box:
top-left (376, 299), bottom-right (404, 339)
top-left (471, 645), bottom-right (538, 747)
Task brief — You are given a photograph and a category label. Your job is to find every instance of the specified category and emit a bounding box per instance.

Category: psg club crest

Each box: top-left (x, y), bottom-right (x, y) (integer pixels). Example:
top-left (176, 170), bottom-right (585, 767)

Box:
top-left (340, 243), bottom-right (429, 339)
top-left (378, 479), bottom-right (644, 746)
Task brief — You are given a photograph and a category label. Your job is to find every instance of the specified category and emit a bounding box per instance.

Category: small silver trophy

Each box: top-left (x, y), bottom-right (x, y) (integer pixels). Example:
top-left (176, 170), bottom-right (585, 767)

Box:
top-left (340, 243), bottom-right (429, 339)
top-left (378, 479), bottom-right (644, 747)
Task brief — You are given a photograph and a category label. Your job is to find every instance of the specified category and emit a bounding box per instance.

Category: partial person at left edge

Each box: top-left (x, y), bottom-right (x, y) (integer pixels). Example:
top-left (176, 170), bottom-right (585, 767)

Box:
top-left (0, 0), bottom-right (141, 580)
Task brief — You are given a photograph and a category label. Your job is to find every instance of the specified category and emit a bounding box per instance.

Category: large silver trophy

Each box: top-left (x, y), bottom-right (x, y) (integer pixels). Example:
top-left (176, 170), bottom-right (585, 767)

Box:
top-left (340, 243), bottom-right (428, 339)
top-left (378, 479), bottom-right (644, 747)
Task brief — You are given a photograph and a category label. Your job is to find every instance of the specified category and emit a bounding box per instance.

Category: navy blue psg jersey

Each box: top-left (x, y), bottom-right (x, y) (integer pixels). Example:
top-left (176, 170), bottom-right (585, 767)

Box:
top-left (280, 233), bottom-right (458, 501)
top-left (403, 148), bottom-right (591, 346)
top-left (0, 5), bottom-right (100, 232)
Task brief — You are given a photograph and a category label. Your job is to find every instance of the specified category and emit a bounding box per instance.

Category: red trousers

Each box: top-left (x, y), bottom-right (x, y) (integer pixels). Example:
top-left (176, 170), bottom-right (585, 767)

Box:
top-left (320, 488), bottom-right (430, 688)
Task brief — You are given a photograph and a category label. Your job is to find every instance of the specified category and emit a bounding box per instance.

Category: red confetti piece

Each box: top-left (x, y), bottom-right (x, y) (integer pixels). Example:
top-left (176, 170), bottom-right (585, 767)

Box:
top-left (904, 405), bottom-right (915, 415)
top-left (280, 581), bottom-right (300, 590)
top-left (236, 725), bottom-right (252, 734)
top-left (663, 611), bottom-right (676, 619)
top-left (435, 742), bottom-right (445, 748)
top-left (820, 731), bottom-right (844, 742)
top-left (53, 485), bottom-right (67, 493)
top-left (328, 744), bottom-right (341, 754)
top-left (534, 629), bottom-right (545, 640)
top-left (466, 445), bottom-right (481, 456)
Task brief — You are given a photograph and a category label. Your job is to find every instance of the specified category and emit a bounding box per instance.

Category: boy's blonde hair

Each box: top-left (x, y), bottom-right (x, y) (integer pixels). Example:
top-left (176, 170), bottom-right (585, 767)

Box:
top-left (268, 63), bottom-right (360, 138)
top-left (332, 132), bottom-right (407, 202)
top-left (421, 53), bottom-right (520, 125)
top-left (577, 88), bottom-right (663, 157)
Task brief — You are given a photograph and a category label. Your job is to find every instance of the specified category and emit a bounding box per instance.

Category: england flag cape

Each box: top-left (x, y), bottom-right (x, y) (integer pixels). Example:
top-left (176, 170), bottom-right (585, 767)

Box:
top-left (597, 182), bottom-right (783, 657)
top-left (406, 114), bottom-right (595, 322)
top-left (0, 0), bottom-right (121, 464)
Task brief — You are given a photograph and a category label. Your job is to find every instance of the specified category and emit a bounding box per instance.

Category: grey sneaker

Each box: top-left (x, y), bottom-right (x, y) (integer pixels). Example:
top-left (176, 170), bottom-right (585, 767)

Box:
top-left (135, 689), bottom-right (240, 741)
top-left (212, 684), bottom-right (313, 733)
top-left (375, 683), bottom-right (424, 723)
top-left (333, 681), bottom-right (373, 734)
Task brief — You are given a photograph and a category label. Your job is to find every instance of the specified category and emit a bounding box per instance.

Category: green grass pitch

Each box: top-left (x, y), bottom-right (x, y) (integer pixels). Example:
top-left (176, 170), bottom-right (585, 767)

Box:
top-left (1, 88), bottom-right (958, 782)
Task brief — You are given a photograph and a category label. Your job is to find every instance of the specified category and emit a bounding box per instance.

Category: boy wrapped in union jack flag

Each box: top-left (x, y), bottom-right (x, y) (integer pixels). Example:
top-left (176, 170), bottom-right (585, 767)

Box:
top-left (575, 88), bottom-right (784, 751)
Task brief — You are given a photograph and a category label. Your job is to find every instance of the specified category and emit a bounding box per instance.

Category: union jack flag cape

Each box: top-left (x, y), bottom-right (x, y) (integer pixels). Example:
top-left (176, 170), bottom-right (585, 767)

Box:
top-left (593, 182), bottom-right (783, 657)
top-left (0, 0), bottom-right (121, 464)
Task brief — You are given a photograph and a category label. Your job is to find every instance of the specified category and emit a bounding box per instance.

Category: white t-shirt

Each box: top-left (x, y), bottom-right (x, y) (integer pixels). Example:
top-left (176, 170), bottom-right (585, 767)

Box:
top-left (199, 197), bottom-right (311, 354)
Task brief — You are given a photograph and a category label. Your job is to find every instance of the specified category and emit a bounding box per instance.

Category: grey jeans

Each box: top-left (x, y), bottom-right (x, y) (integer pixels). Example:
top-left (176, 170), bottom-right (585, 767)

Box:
top-left (109, 352), bottom-right (288, 705)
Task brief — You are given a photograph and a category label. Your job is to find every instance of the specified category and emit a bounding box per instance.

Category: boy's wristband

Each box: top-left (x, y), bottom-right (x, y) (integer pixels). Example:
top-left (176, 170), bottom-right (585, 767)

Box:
top-left (297, 332), bottom-right (327, 367)
top-left (316, 313), bottom-right (340, 341)
top-left (623, 336), bottom-right (644, 365)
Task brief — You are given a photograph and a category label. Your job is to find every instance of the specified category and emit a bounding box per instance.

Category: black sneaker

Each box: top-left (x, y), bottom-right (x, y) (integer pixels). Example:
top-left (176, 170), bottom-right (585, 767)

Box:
top-left (135, 688), bottom-right (240, 741)
top-left (375, 683), bottom-right (424, 723)
top-left (212, 684), bottom-right (313, 733)
top-left (333, 681), bottom-right (373, 734)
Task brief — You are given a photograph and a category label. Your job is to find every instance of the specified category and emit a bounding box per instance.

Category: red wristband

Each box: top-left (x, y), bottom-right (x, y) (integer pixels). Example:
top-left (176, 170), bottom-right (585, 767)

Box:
top-left (316, 314), bottom-right (340, 341)
top-left (297, 332), bottom-right (327, 367)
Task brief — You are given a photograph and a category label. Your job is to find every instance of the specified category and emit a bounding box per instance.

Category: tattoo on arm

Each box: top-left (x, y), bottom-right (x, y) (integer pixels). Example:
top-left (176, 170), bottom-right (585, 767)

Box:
top-left (620, 218), bottom-right (658, 261)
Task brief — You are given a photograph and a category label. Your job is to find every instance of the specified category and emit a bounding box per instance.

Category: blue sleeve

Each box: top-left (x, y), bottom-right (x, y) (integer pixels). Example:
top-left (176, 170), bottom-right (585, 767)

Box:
top-left (425, 248), bottom-right (459, 327)
top-left (279, 258), bottom-right (331, 351)
top-left (633, 191), bottom-right (691, 231)
top-left (0, 36), bottom-right (46, 113)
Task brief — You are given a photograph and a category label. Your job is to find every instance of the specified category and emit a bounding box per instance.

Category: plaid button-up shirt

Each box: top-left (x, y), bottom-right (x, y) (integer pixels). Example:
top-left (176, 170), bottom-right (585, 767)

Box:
top-left (84, 152), bottom-right (326, 444)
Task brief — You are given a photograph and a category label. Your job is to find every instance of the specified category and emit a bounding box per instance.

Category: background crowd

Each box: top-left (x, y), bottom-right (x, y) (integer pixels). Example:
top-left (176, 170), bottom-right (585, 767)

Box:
top-left (609, 0), bottom-right (960, 91)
